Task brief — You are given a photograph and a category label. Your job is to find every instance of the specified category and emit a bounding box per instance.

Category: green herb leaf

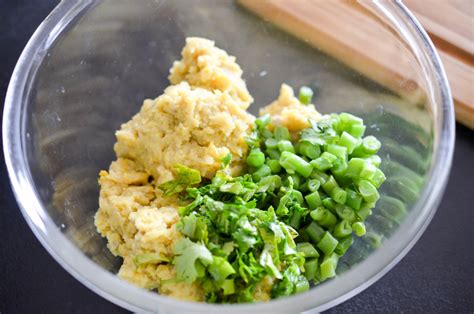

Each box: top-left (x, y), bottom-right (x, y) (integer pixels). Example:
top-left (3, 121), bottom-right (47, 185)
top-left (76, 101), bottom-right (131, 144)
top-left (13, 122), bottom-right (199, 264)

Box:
top-left (221, 153), bottom-right (232, 169)
top-left (173, 238), bottom-right (213, 283)
top-left (159, 164), bottom-right (201, 196)
top-left (133, 252), bottom-right (169, 266)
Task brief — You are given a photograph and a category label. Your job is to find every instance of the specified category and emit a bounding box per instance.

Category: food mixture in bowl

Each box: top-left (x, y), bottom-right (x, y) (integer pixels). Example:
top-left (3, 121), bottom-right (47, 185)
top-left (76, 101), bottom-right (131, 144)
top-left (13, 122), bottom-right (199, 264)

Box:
top-left (95, 37), bottom-right (385, 303)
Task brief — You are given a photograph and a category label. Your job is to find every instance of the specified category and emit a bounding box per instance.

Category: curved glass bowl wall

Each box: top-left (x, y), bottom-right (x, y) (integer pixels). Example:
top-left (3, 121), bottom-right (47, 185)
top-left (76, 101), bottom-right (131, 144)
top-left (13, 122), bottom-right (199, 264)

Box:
top-left (3, 0), bottom-right (454, 313)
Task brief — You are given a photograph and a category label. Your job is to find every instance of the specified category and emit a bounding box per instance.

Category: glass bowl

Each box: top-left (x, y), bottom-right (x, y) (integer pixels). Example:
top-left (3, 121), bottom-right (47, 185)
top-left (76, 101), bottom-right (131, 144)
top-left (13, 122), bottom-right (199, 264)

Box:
top-left (3, 0), bottom-right (455, 312)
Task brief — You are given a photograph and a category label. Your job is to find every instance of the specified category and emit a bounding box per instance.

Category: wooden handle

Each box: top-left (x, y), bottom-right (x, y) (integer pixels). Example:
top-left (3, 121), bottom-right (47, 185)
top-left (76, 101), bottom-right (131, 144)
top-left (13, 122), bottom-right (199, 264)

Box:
top-left (404, 0), bottom-right (474, 58)
top-left (239, 0), bottom-right (474, 128)
top-left (404, 0), bottom-right (474, 128)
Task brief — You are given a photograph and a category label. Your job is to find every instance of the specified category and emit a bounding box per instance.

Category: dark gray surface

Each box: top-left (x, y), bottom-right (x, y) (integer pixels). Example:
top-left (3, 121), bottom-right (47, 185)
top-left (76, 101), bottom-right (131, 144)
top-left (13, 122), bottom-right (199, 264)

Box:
top-left (1, 1), bottom-right (473, 313)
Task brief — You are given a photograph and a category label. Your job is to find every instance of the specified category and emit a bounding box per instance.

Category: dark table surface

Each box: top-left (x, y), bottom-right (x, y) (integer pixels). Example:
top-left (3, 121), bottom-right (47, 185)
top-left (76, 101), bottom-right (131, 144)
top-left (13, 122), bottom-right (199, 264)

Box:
top-left (1, 1), bottom-right (473, 313)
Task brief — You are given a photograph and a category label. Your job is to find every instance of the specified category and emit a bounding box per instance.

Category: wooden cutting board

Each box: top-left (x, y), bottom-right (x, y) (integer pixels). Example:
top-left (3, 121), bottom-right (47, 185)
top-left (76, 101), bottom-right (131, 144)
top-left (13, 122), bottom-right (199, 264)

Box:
top-left (239, 0), bottom-right (474, 128)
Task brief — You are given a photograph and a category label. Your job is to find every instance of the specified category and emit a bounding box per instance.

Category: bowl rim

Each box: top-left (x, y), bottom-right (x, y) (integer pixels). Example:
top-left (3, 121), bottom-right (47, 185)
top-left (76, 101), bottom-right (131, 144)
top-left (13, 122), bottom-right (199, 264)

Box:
top-left (3, 0), bottom-right (455, 312)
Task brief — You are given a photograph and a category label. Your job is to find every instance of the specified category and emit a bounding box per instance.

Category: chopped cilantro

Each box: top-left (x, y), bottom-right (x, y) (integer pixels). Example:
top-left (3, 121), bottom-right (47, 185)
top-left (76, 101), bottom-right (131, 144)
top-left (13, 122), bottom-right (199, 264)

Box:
top-left (159, 164), bottom-right (201, 196)
top-left (173, 238), bottom-right (213, 283)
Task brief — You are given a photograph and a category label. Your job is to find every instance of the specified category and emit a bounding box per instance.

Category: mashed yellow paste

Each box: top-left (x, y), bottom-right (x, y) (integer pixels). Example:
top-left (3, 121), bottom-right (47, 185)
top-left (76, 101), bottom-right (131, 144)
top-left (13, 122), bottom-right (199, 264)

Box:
top-left (260, 83), bottom-right (321, 132)
top-left (95, 37), bottom-right (321, 302)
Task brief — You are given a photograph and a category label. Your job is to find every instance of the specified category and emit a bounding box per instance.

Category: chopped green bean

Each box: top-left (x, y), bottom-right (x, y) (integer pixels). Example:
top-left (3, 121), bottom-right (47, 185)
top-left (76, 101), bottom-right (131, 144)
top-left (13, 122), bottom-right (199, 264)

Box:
top-left (320, 253), bottom-right (339, 281)
top-left (335, 204), bottom-right (357, 223)
top-left (274, 126), bottom-right (291, 141)
top-left (299, 86), bottom-right (314, 105)
top-left (333, 187), bottom-right (347, 205)
top-left (333, 220), bottom-right (353, 238)
top-left (280, 151), bottom-right (313, 177)
top-left (317, 231), bottom-right (338, 255)
top-left (360, 161), bottom-right (377, 180)
top-left (266, 159), bottom-right (282, 173)
top-left (297, 242), bottom-right (320, 258)
top-left (310, 169), bottom-right (329, 184)
top-left (291, 190), bottom-right (305, 205)
top-left (366, 155), bottom-right (382, 167)
top-left (311, 152), bottom-right (337, 171)
top-left (310, 207), bottom-right (337, 228)
top-left (345, 188), bottom-right (363, 210)
top-left (356, 202), bottom-right (373, 220)
top-left (299, 141), bottom-right (321, 159)
top-left (295, 278), bottom-right (310, 293)
top-left (247, 149), bottom-right (265, 168)
top-left (340, 112), bottom-right (363, 129)
top-left (252, 164), bottom-right (271, 182)
top-left (306, 221), bottom-right (325, 243)
top-left (334, 235), bottom-right (354, 255)
top-left (262, 128), bottom-right (273, 139)
top-left (322, 197), bottom-right (337, 212)
top-left (265, 138), bottom-right (278, 149)
top-left (345, 158), bottom-right (365, 177)
top-left (352, 136), bottom-right (381, 157)
top-left (307, 179), bottom-right (321, 192)
top-left (322, 176), bottom-right (347, 204)
top-left (338, 131), bottom-right (358, 154)
top-left (321, 175), bottom-right (338, 193)
top-left (310, 157), bottom-right (331, 172)
top-left (358, 180), bottom-right (380, 203)
top-left (369, 168), bottom-right (386, 188)
top-left (349, 124), bottom-right (366, 138)
top-left (325, 144), bottom-right (347, 160)
top-left (221, 279), bottom-right (235, 295)
top-left (266, 148), bottom-right (281, 160)
top-left (362, 136), bottom-right (381, 154)
top-left (289, 208), bottom-right (303, 229)
top-left (283, 173), bottom-right (301, 189)
top-left (352, 222), bottom-right (366, 237)
top-left (256, 114), bottom-right (271, 130)
top-left (305, 191), bottom-right (322, 210)
top-left (304, 258), bottom-right (319, 281)
top-left (331, 159), bottom-right (348, 178)
top-left (278, 140), bottom-right (295, 153)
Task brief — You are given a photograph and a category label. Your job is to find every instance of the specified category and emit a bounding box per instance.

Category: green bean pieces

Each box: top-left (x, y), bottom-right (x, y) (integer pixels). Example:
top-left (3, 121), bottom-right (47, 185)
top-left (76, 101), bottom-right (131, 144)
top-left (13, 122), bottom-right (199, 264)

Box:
top-left (247, 148), bottom-right (265, 168)
top-left (247, 109), bottom-right (386, 289)
top-left (299, 86), bottom-right (314, 105)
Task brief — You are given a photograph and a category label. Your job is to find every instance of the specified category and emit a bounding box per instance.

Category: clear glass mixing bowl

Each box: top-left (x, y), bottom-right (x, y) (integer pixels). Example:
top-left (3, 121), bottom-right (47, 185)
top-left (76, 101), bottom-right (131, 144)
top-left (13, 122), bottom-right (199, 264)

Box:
top-left (3, 0), bottom-right (455, 313)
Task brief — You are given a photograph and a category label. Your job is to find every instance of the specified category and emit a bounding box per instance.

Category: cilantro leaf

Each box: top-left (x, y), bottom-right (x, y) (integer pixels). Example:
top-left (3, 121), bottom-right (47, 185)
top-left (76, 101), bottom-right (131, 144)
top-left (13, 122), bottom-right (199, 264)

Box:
top-left (159, 164), bottom-right (201, 196)
top-left (221, 153), bottom-right (232, 169)
top-left (237, 252), bottom-right (264, 284)
top-left (173, 238), bottom-right (213, 283)
top-left (259, 244), bottom-right (282, 279)
top-left (176, 213), bottom-right (208, 242)
top-left (179, 193), bottom-right (203, 216)
top-left (133, 252), bottom-right (169, 266)
top-left (208, 256), bottom-right (236, 282)
top-left (272, 264), bottom-right (308, 297)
